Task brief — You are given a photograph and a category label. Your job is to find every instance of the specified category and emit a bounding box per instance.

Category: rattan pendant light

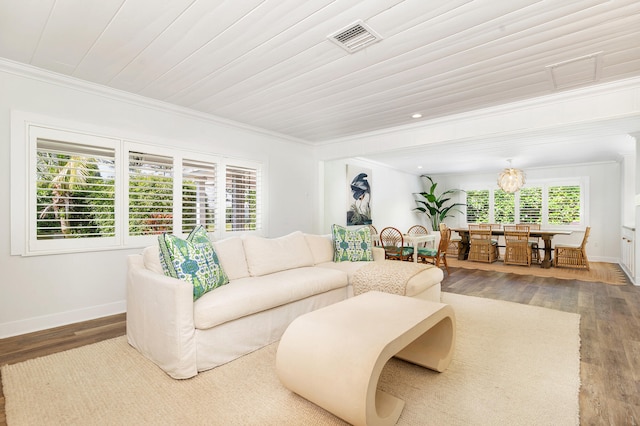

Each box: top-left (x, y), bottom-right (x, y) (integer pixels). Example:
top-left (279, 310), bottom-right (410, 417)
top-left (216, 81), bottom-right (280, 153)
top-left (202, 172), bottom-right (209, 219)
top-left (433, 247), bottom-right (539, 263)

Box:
top-left (497, 159), bottom-right (525, 193)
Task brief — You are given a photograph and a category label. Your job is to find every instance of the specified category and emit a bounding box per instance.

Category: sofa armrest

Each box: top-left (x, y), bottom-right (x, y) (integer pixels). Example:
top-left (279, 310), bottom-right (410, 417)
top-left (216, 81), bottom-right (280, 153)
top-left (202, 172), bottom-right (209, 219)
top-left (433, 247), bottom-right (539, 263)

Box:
top-left (372, 246), bottom-right (385, 261)
top-left (126, 255), bottom-right (198, 379)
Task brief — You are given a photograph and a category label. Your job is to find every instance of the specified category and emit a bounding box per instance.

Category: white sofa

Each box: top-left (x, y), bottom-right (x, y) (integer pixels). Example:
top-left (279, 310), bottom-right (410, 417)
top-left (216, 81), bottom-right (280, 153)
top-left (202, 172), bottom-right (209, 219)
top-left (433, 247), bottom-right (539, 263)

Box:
top-left (126, 231), bottom-right (443, 379)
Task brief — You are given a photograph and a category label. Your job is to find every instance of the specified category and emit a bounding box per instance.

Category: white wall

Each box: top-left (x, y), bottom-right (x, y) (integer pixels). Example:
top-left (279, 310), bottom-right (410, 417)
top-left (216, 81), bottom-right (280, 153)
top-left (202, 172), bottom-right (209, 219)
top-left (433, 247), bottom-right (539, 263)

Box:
top-left (322, 158), bottom-right (426, 233)
top-left (433, 161), bottom-right (622, 262)
top-left (0, 65), bottom-right (318, 337)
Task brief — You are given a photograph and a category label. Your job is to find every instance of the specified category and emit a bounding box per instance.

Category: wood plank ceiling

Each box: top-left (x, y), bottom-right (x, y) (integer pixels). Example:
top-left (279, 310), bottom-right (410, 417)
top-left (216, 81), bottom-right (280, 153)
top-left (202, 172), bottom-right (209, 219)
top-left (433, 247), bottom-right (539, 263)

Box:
top-left (0, 0), bottom-right (639, 173)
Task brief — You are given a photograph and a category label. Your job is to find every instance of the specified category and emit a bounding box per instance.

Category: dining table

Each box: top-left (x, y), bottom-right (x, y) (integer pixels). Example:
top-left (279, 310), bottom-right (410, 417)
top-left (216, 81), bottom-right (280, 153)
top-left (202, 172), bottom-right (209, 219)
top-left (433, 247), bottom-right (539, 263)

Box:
top-left (403, 233), bottom-right (437, 263)
top-left (451, 227), bottom-right (572, 269)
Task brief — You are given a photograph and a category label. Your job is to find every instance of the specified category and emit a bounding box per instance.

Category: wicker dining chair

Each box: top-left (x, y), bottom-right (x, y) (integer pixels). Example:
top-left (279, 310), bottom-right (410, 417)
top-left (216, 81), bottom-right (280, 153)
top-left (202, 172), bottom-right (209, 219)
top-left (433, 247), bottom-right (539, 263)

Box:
top-left (417, 224), bottom-right (451, 274)
top-left (407, 225), bottom-right (429, 248)
top-left (503, 226), bottom-right (532, 266)
top-left (554, 227), bottom-right (591, 270)
top-left (379, 227), bottom-right (414, 261)
top-left (469, 224), bottom-right (500, 259)
top-left (517, 223), bottom-right (541, 264)
top-left (468, 228), bottom-right (498, 263)
top-left (368, 225), bottom-right (379, 246)
top-left (446, 232), bottom-right (462, 257)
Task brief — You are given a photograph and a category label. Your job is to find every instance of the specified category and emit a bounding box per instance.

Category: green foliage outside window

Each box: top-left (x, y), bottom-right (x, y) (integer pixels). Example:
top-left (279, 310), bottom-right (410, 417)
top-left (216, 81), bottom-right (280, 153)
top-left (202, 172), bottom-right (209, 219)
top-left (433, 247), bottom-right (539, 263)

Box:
top-left (36, 152), bottom-right (115, 239)
top-left (494, 190), bottom-right (515, 224)
top-left (549, 186), bottom-right (581, 225)
top-left (465, 184), bottom-right (580, 226)
top-left (128, 174), bottom-right (173, 235)
top-left (519, 187), bottom-right (542, 224)
top-left (466, 190), bottom-right (489, 223)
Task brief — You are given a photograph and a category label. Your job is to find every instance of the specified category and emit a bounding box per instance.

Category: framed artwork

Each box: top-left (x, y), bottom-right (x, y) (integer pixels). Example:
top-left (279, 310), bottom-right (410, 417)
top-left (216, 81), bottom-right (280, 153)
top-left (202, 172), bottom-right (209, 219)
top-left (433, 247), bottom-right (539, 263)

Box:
top-left (346, 165), bottom-right (372, 225)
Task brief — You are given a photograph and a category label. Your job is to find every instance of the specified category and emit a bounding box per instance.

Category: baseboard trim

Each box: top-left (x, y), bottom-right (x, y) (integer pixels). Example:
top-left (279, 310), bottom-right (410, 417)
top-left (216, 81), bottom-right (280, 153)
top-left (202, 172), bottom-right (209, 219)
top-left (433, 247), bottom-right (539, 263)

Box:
top-left (0, 300), bottom-right (126, 339)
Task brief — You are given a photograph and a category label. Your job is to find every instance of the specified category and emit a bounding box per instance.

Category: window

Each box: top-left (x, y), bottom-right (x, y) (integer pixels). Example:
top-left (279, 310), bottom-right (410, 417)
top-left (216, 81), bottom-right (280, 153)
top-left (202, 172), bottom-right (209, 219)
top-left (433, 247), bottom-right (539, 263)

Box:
top-left (464, 180), bottom-right (586, 229)
top-left (466, 190), bottom-right (489, 224)
top-left (182, 159), bottom-right (218, 233)
top-left (128, 151), bottom-right (174, 236)
top-left (14, 117), bottom-right (264, 256)
top-left (518, 187), bottom-right (542, 223)
top-left (226, 164), bottom-right (260, 232)
top-left (494, 190), bottom-right (515, 224)
top-left (36, 139), bottom-right (116, 241)
top-left (548, 185), bottom-right (581, 225)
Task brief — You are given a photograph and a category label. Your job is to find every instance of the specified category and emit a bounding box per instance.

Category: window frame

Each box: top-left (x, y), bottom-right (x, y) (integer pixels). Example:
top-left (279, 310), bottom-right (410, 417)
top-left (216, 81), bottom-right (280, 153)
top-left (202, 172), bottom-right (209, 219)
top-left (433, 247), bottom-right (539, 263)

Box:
top-left (28, 125), bottom-right (123, 254)
top-left (462, 178), bottom-right (589, 230)
top-left (11, 112), bottom-right (265, 256)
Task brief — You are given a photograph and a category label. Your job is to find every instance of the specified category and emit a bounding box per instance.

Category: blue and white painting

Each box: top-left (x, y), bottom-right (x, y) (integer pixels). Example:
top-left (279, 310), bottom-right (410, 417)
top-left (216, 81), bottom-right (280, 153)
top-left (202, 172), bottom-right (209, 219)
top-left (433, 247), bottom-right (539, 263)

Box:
top-left (346, 165), bottom-right (372, 225)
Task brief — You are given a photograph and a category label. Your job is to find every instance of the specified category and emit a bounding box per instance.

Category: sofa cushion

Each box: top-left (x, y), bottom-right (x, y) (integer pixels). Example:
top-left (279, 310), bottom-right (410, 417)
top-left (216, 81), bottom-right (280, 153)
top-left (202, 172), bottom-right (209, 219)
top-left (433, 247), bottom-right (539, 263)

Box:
top-left (304, 234), bottom-right (334, 264)
top-left (142, 245), bottom-right (164, 275)
top-left (331, 224), bottom-right (373, 262)
top-left (193, 266), bottom-right (348, 329)
top-left (243, 231), bottom-right (314, 277)
top-left (316, 260), bottom-right (367, 282)
top-left (158, 226), bottom-right (229, 300)
top-left (213, 236), bottom-right (250, 280)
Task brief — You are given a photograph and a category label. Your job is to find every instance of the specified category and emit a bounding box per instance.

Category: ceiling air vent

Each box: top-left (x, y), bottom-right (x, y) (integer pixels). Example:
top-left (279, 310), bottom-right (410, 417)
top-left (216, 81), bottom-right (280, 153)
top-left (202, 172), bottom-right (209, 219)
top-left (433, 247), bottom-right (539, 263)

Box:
top-left (328, 20), bottom-right (383, 53)
top-left (546, 52), bottom-right (603, 90)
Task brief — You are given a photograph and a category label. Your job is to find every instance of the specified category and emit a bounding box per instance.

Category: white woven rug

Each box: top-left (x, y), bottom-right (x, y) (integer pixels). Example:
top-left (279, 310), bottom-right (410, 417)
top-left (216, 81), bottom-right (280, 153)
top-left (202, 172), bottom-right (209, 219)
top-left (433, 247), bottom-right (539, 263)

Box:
top-left (2, 293), bottom-right (580, 425)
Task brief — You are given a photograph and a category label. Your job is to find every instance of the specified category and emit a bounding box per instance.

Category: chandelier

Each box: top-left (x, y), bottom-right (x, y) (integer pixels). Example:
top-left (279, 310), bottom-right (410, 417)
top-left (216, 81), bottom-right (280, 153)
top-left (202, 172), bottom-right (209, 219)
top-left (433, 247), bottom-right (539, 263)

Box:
top-left (497, 160), bottom-right (526, 193)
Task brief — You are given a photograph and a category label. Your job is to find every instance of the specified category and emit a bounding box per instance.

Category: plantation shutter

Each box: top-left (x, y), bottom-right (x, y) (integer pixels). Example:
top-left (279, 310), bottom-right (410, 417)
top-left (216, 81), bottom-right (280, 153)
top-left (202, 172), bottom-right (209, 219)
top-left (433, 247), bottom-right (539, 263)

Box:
top-left (225, 164), bottom-right (261, 232)
top-left (466, 190), bottom-right (490, 224)
top-left (494, 190), bottom-right (515, 224)
top-left (518, 187), bottom-right (542, 224)
top-left (128, 151), bottom-right (174, 236)
top-left (548, 185), bottom-right (581, 225)
top-left (36, 139), bottom-right (116, 240)
top-left (182, 159), bottom-right (217, 233)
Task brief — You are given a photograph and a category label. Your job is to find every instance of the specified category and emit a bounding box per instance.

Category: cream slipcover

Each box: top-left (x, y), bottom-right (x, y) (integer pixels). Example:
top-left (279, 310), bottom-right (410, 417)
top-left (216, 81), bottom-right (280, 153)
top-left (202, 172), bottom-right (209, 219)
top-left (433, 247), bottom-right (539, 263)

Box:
top-left (127, 231), bottom-right (443, 379)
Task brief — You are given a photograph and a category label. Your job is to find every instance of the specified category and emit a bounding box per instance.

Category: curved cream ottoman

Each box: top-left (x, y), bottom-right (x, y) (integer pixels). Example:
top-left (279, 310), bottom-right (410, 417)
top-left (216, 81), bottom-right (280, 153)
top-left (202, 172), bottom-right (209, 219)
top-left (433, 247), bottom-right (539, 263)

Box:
top-left (276, 291), bottom-right (456, 426)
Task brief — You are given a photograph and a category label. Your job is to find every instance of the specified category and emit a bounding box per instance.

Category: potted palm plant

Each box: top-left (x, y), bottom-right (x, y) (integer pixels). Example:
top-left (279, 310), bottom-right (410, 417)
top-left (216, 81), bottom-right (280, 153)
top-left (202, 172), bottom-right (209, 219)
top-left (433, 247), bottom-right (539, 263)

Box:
top-left (413, 175), bottom-right (465, 231)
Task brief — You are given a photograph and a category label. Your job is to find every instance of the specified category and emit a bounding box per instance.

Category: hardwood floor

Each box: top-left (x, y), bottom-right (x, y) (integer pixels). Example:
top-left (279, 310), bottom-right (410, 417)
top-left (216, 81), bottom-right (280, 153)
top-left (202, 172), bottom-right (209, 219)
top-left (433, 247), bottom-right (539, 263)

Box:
top-left (0, 267), bottom-right (638, 425)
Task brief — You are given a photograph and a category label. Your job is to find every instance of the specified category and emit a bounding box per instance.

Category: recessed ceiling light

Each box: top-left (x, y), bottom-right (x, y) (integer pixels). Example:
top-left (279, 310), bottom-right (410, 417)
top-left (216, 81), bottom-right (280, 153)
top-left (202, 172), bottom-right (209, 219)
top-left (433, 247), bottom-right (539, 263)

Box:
top-left (412, 113), bottom-right (422, 119)
top-left (417, 165), bottom-right (423, 169)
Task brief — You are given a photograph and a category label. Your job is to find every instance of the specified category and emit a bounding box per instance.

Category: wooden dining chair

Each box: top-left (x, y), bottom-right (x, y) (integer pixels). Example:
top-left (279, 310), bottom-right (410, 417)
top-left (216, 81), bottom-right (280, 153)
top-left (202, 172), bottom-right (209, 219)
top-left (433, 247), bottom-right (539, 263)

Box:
top-left (503, 226), bottom-right (532, 266)
top-left (407, 225), bottom-right (429, 248)
top-left (468, 228), bottom-right (498, 263)
top-left (446, 229), bottom-right (462, 257)
top-left (379, 227), bottom-right (414, 261)
top-left (417, 224), bottom-right (451, 274)
top-left (554, 227), bottom-right (591, 270)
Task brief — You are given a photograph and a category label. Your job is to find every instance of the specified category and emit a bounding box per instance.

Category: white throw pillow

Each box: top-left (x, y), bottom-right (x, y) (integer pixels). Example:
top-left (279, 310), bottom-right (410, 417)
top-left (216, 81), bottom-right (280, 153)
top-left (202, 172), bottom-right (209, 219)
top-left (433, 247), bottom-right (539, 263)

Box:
top-left (243, 231), bottom-right (315, 276)
top-left (213, 237), bottom-right (250, 281)
top-left (304, 234), bottom-right (334, 264)
top-left (142, 245), bottom-right (164, 275)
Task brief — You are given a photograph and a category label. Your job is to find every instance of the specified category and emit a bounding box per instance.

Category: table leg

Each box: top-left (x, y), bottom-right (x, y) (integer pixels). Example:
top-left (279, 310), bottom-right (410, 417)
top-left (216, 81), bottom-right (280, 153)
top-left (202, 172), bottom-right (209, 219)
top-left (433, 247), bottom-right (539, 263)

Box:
top-left (458, 233), bottom-right (470, 260)
top-left (541, 235), bottom-right (553, 268)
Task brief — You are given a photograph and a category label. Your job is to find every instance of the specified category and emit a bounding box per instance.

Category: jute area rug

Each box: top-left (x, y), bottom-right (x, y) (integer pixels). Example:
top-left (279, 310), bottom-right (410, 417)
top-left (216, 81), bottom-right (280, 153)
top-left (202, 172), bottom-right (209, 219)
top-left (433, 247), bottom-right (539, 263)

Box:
top-left (2, 293), bottom-right (580, 426)
top-left (447, 258), bottom-right (627, 285)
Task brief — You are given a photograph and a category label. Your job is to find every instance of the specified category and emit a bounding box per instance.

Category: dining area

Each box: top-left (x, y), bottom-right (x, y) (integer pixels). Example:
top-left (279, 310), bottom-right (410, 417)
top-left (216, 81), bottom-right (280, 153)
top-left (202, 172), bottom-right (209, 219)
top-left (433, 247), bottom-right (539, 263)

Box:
top-left (367, 222), bottom-right (591, 274)
top-left (451, 224), bottom-right (591, 270)
top-left (368, 224), bottom-right (451, 273)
